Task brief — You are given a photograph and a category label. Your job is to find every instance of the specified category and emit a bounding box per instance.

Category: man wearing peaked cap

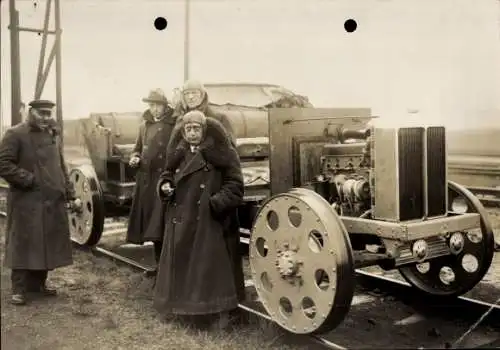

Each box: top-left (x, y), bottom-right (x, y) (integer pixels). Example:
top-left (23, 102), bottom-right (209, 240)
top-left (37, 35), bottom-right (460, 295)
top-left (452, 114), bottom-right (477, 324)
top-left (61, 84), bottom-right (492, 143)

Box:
top-left (28, 99), bottom-right (56, 110)
top-left (126, 88), bottom-right (176, 277)
top-left (0, 98), bottom-right (81, 305)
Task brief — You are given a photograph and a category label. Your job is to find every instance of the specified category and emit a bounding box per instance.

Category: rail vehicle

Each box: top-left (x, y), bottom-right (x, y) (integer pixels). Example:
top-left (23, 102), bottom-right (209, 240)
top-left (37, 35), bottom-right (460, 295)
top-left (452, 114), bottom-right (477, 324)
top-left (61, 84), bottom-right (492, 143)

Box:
top-left (67, 102), bottom-right (496, 336)
top-left (65, 82), bottom-right (311, 245)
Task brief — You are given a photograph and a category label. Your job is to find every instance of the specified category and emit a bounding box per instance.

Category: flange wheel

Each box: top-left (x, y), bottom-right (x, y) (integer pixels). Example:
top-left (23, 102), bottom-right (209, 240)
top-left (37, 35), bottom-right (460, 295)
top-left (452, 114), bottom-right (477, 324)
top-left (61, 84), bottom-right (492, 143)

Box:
top-left (399, 181), bottom-right (495, 297)
top-left (67, 164), bottom-right (105, 246)
top-left (249, 187), bottom-right (355, 335)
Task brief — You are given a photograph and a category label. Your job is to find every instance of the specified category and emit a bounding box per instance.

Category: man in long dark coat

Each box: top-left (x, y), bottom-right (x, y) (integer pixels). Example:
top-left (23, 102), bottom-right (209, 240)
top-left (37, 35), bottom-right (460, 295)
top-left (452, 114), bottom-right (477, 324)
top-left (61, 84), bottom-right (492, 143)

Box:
top-left (126, 89), bottom-right (176, 275)
top-left (172, 80), bottom-right (246, 304)
top-left (153, 111), bottom-right (244, 328)
top-left (0, 100), bottom-right (80, 305)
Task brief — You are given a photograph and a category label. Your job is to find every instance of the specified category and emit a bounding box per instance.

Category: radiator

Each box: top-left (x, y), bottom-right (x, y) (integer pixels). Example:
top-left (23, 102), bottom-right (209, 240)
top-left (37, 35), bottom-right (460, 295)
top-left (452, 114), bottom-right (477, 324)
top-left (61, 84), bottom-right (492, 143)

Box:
top-left (371, 126), bottom-right (448, 222)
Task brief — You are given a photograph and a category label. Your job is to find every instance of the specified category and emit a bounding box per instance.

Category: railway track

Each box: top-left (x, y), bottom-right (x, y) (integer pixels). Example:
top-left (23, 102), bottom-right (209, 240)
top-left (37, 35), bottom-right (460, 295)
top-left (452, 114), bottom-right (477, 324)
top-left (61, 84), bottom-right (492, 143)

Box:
top-left (82, 226), bottom-right (500, 349)
top-left (0, 184), bottom-right (499, 349)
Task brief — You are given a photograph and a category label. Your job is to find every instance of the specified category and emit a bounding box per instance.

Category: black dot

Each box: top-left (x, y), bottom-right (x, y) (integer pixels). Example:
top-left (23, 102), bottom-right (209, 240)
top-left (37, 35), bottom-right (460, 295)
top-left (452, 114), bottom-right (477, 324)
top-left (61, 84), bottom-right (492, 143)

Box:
top-left (344, 19), bottom-right (357, 33)
top-left (154, 17), bottom-right (167, 31)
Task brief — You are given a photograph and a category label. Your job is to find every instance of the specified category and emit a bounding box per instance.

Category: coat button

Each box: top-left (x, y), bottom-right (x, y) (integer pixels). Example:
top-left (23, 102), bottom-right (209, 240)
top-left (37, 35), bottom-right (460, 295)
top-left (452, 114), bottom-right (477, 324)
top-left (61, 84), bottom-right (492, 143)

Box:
top-left (197, 200), bottom-right (200, 205)
top-left (172, 218), bottom-right (177, 224)
top-left (158, 154), bottom-right (163, 159)
top-left (200, 184), bottom-right (205, 189)
top-left (175, 169), bottom-right (180, 173)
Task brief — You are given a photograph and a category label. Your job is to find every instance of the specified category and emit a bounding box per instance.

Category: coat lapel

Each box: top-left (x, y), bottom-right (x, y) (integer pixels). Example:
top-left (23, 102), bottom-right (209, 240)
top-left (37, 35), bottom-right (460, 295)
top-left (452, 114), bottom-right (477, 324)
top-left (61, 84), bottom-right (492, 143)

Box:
top-left (174, 151), bottom-right (208, 183)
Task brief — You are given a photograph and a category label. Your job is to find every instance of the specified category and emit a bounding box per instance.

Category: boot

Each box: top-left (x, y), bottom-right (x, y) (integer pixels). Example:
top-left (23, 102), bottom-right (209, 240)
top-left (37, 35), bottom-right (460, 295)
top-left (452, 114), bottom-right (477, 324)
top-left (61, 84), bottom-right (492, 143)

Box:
top-left (37, 285), bottom-right (57, 296)
top-left (10, 294), bottom-right (27, 305)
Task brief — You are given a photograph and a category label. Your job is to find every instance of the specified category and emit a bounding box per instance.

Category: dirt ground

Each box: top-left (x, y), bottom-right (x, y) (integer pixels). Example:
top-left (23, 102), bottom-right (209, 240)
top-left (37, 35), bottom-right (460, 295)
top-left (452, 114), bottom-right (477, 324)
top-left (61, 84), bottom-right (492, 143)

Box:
top-left (1, 208), bottom-right (499, 350)
top-left (0, 218), bottom-right (305, 350)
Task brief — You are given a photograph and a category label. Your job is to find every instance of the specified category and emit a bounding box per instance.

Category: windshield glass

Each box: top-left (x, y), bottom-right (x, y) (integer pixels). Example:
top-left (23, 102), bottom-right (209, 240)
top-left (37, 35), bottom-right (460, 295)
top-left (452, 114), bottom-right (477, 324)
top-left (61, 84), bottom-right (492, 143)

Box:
top-left (204, 84), bottom-right (295, 107)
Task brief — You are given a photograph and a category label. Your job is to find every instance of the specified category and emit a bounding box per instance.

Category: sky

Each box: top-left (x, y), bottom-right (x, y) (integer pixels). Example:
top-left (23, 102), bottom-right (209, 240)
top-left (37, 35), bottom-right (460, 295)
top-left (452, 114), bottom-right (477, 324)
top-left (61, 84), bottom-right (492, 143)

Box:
top-left (1, 0), bottom-right (500, 130)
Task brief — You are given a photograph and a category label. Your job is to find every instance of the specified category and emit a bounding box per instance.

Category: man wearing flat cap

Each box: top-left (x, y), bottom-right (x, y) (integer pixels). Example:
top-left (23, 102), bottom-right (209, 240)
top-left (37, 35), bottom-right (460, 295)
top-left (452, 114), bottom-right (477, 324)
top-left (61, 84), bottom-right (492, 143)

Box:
top-left (0, 99), bottom-right (81, 305)
top-left (126, 89), bottom-right (176, 275)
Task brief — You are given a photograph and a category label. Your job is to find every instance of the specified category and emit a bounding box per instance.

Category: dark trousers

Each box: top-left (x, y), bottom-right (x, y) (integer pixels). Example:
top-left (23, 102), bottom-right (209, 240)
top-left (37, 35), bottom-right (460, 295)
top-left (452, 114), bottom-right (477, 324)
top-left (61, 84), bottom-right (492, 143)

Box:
top-left (11, 269), bottom-right (48, 294)
top-left (153, 241), bottom-right (162, 265)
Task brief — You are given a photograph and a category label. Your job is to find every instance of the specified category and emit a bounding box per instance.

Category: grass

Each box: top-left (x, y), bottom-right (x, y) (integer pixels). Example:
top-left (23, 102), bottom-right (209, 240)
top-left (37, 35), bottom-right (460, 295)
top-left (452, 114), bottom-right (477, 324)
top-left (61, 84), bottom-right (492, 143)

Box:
top-left (0, 219), bottom-right (305, 350)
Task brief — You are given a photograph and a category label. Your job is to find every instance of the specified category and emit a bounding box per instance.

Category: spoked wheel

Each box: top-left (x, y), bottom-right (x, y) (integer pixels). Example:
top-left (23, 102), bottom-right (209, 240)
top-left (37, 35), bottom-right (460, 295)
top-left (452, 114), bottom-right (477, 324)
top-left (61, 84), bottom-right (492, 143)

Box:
top-left (249, 187), bottom-right (355, 335)
top-left (399, 181), bottom-right (495, 297)
top-left (67, 164), bottom-right (105, 246)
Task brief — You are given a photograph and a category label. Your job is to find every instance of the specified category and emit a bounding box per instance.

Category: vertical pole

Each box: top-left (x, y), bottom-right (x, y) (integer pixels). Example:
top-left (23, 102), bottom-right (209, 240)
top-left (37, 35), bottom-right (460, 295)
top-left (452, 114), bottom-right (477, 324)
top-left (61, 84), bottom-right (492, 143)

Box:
top-left (54, 0), bottom-right (63, 142)
top-left (183, 0), bottom-right (190, 82)
top-left (35, 0), bottom-right (53, 99)
top-left (9, 0), bottom-right (22, 127)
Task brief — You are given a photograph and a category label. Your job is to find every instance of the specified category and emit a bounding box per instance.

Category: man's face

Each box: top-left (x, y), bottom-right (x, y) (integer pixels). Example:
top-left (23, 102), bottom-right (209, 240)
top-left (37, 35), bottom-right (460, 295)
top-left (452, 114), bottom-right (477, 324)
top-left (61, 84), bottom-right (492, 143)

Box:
top-left (149, 103), bottom-right (166, 119)
top-left (31, 108), bottom-right (54, 127)
top-left (183, 122), bottom-right (204, 145)
top-left (183, 89), bottom-right (203, 109)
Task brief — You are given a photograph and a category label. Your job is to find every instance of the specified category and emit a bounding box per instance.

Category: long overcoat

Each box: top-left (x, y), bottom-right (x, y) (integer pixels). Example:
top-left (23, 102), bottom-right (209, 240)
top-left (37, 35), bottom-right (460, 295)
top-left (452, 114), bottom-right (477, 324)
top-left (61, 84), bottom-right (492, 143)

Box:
top-left (0, 119), bottom-right (75, 270)
top-left (126, 108), bottom-right (176, 244)
top-left (168, 95), bottom-right (245, 302)
top-left (153, 119), bottom-right (245, 315)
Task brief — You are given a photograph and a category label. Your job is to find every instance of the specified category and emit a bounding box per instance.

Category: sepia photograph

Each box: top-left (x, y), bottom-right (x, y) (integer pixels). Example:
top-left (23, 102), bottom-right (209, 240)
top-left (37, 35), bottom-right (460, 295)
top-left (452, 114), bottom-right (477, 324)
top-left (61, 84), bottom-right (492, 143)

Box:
top-left (1, 0), bottom-right (499, 349)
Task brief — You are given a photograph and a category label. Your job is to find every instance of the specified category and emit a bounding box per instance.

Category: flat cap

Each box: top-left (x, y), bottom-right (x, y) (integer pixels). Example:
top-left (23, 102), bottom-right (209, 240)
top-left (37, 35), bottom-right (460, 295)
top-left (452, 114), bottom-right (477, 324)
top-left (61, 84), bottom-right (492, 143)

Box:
top-left (28, 99), bottom-right (56, 110)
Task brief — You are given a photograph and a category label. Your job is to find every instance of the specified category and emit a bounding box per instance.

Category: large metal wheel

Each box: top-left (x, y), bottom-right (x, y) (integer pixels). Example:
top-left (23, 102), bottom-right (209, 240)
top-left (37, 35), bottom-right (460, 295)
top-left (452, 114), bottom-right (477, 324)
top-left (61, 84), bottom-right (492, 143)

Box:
top-left (67, 164), bottom-right (105, 246)
top-left (399, 181), bottom-right (495, 297)
top-left (249, 187), bottom-right (355, 335)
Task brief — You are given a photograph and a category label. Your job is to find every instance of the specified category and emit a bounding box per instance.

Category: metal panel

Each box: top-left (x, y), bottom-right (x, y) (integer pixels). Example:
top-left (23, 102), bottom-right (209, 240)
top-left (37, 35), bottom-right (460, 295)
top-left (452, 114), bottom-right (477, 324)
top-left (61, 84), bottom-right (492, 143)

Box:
top-left (426, 126), bottom-right (447, 217)
top-left (268, 108), bottom-right (373, 196)
top-left (398, 127), bottom-right (425, 221)
top-left (371, 128), bottom-right (400, 221)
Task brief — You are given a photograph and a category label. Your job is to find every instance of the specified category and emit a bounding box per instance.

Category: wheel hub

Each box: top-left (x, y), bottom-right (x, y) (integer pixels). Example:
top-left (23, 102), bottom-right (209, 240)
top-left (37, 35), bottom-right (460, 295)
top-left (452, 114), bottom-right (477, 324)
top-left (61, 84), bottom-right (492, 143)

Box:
top-left (276, 249), bottom-right (301, 278)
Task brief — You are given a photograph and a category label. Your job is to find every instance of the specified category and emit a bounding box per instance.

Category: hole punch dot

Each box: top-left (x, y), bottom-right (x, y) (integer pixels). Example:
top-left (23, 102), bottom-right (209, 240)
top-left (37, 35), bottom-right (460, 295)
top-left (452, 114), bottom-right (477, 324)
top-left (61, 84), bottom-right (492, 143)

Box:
top-left (344, 19), bottom-right (357, 33)
top-left (154, 17), bottom-right (168, 31)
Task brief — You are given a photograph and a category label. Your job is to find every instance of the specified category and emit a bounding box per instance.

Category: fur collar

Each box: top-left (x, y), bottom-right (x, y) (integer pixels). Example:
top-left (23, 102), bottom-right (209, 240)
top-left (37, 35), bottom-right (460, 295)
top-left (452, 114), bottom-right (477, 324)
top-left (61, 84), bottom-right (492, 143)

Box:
top-left (166, 135), bottom-right (237, 171)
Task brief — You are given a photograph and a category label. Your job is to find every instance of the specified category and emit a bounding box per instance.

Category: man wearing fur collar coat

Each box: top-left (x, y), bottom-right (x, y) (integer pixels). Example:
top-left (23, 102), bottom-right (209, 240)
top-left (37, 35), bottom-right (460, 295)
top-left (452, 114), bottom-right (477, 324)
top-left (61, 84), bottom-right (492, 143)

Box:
top-left (153, 110), bottom-right (245, 329)
top-left (174, 80), bottom-right (236, 145)
top-left (126, 89), bottom-right (176, 275)
top-left (0, 100), bottom-right (80, 305)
